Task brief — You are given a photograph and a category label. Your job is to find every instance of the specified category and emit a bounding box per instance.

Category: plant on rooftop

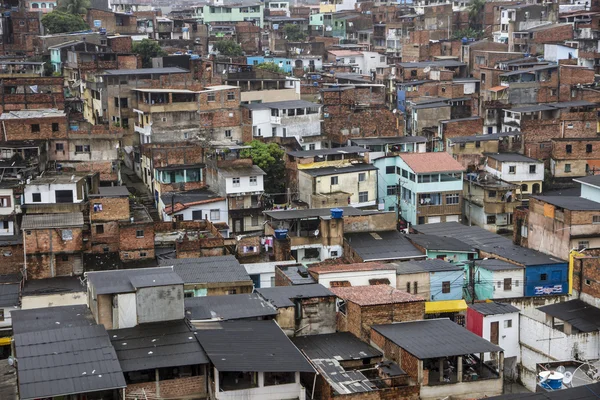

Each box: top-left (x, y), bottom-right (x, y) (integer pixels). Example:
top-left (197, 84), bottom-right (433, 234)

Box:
top-left (41, 11), bottom-right (89, 34)
top-left (132, 39), bottom-right (167, 68)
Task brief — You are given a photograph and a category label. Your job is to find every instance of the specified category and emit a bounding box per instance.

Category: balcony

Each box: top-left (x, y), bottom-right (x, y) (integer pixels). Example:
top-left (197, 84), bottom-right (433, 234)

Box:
top-left (134, 122), bottom-right (152, 136)
top-left (417, 203), bottom-right (461, 217)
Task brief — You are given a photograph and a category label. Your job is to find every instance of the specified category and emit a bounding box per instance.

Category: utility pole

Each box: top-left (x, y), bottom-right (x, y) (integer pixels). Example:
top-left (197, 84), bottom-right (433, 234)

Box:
top-left (469, 257), bottom-right (494, 303)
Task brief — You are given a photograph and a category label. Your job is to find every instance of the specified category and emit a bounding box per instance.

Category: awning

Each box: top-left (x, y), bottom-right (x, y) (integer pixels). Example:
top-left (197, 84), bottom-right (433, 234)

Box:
top-left (425, 299), bottom-right (468, 314)
top-left (0, 337), bottom-right (11, 346)
top-left (489, 86), bottom-right (507, 92)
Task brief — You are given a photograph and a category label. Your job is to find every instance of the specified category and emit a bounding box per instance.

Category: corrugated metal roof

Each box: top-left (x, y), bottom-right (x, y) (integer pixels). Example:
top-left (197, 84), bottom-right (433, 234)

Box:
top-left (373, 318), bottom-right (503, 359)
top-left (538, 299), bottom-right (600, 333)
top-left (470, 302), bottom-right (520, 316)
top-left (300, 163), bottom-right (378, 177)
top-left (263, 206), bottom-right (372, 220)
top-left (161, 256), bottom-right (252, 284)
top-left (393, 259), bottom-right (464, 275)
top-left (15, 324), bottom-right (126, 400)
top-left (86, 267), bottom-right (176, 294)
top-left (21, 212), bottom-right (84, 230)
top-left (406, 234), bottom-right (476, 252)
top-left (414, 222), bottom-right (566, 266)
top-left (185, 293), bottom-right (277, 320)
top-left (256, 284), bottom-right (335, 308)
top-left (109, 320), bottom-right (208, 372)
top-left (0, 283), bottom-right (19, 307)
top-left (292, 332), bottom-right (382, 361)
top-left (11, 305), bottom-right (95, 335)
top-left (287, 146), bottom-right (369, 158)
top-left (344, 231), bottom-right (426, 262)
top-left (103, 67), bottom-right (189, 75)
top-left (195, 320), bottom-right (315, 373)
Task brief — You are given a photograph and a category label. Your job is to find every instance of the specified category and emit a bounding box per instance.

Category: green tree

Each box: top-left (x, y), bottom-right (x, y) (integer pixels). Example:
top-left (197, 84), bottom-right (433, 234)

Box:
top-left (255, 62), bottom-right (286, 74)
top-left (240, 141), bottom-right (285, 194)
top-left (284, 24), bottom-right (306, 42)
top-left (468, 0), bottom-right (486, 31)
top-left (58, 0), bottom-right (91, 15)
top-left (132, 39), bottom-right (167, 68)
top-left (41, 11), bottom-right (89, 34)
top-left (213, 40), bottom-right (243, 57)
top-left (452, 28), bottom-right (483, 41)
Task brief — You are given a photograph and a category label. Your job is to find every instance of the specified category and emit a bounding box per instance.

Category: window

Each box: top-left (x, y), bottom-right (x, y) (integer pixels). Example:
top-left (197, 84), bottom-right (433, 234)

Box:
top-left (529, 165), bottom-right (536, 174)
top-left (227, 91), bottom-right (235, 101)
top-left (55, 143), bottom-right (64, 151)
top-left (358, 191), bottom-right (368, 203)
top-left (32, 193), bottom-right (41, 203)
top-left (207, 92), bottom-right (215, 102)
top-left (521, 184), bottom-right (528, 192)
top-left (587, 144), bottom-right (593, 153)
top-left (487, 215), bottom-right (496, 224)
top-left (251, 214), bottom-right (259, 226)
top-left (406, 282), bottom-right (411, 293)
top-left (488, 190), bottom-right (497, 198)
top-left (52, 123), bottom-right (59, 132)
top-left (387, 185), bottom-right (397, 196)
top-left (232, 177), bottom-right (240, 187)
top-left (413, 281), bottom-right (418, 294)
top-left (550, 89), bottom-right (557, 96)
top-left (249, 176), bottom-right (258, 186)
top-left (184, 291), bottom-right (194, 298)
top-left (578, 241), bottom-right (589, 250)
top-left (225, 129), bottom-right (232, 138)
top-left (331, 176), bottom-right (338, 185)
top-left (565, 164), bottom-right (571, 173)
top-left (566, 144), bottom-right (572, 153)
top-left (446, 194), bottom-right (459, 205)
top-left (593, 215), bottom-right (600, 224)
top-left (75, 144), bottom-right (90, 153)
top-left (0, 308), bottom-right (4, 321)
top-left (540, 273), bottom-right (548, 281)
top-left (227, 289), bottom-right (237, 295)
top-left (31, 124), bottom-right (40, 133)
top-left (508, 165), bottom-right (516, 174)
top-left (309, 143), bottom-right (316, 150)
top-left (272, 127), bottom-right (277, 136)
top-left (358, 173), bottom-right (366, 182)
top-left (504, 319), bottom-right (512, 328)
top-left (140, 251), bottom-right (147, 257)
top-left (442, 281), bottom-right (451, 293)
top-left (504, 278), bottom-right (512, 291)
top-left (96, 225), bottom-right (104, 234)
top-left (386, 166), bottom-right (395, 174)
top-left (136, 229), bottom-right (144, 238)
top-left (585, 279), bottom-right (592, 286)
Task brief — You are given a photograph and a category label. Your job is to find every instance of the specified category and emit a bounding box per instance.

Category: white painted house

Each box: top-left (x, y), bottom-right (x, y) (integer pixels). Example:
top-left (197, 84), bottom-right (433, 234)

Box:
top-left (159, 189), bottom-right (229, 236)
top-left (467, 302), bottom-right (520, 364)
top-left (309, 263), bottom-right (397, 288)
top-left (244, 100), bottom-right (322, 147)
top-left (0, 182), bottom-right (19, 235)
top-left (24, 174), bottom-right (88, 204)
top-left (484, 152), bottom-right (544, 196)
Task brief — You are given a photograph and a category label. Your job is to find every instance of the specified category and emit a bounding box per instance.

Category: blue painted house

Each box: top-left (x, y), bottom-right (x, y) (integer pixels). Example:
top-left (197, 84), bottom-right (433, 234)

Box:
top-left (414, 222), bottom-right (569, 298)
top-left (246, 56), bottom-right (293, 73)
top-left (393, 259), bottom-right (465, 301)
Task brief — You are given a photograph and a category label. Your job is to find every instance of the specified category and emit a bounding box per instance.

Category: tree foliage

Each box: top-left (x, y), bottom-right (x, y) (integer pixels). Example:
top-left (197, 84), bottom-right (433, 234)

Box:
top-left (468, 0), bottom-right (486, 31)
top-left (255, 62), bottom-right (286, 74)
top-left (452, 28), bottom-right (483, 41)
top-left (42, 11), bottom-right (89, 34)
top-left (132, 39), bottom-right (167, 68)
top-left (284, 24), bottom-right (306, 42)
top-left (240, 141), bottom-right (285, 194)
top-left (213, 40), bottom-right (243, 57)
top-left (58, 0), bottom-right (91, 15)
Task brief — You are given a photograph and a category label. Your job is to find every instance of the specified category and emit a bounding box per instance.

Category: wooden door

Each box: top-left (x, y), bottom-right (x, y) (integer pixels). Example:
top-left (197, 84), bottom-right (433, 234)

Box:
top-left (490, 321), bottom-right (499, 345)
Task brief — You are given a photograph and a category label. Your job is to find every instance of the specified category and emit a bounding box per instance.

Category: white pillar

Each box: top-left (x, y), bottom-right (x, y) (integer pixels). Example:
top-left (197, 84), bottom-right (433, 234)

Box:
top-left (258, 371), bottom-right (265, 387)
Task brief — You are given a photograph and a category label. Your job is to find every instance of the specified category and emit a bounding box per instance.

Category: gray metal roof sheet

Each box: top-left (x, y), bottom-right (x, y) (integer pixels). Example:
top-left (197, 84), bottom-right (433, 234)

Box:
top-left (574, 174), bottom-right (600, 187)
top-left (312, 358), bottom-right (374, 394)
top-left (108, 320), bottom-right (209, 372)
top-left (474, 258), bottom-right (524, 271)
top-left (538, 299), bottom-right (600, 333)
top-left (129, 271), bottom-right (184, 288)
top-left (399, 60), bottom-right (466, 68)
top-left (11, 305), bottom-right (95, 335)
top-left (194, 320), bottom-right (315, 373)
top-left (161, 256), bottom-right (252, 284)
top-left (242, 99), bottom-right (320, 110)
top-left (256, 284), bottom-right (335, 308)
top-left (469, 302), bottom-right (520, 316)
top-left (413, 222), bottom-right (566, 266)
top-left (219, 165), bottom-right (266, 177)
top-left (351, 136), bottom-right (427, 145)
top-left (531, 195), bottom-right (600, 211)
top-left (300, 163), bottom-right (377, 177)
top-left (103, 67), bottom-right (189, 75)
top-left (0, 283), bottom-right (19, 307)
top-left (287, 146), bottom-right (370, 158)
top-left (264, 206), bottom-right (373, 220)
top-left (393, 259), bottom-right (464, 275)
top-left (277, 265), bottom-right (317, 285)
top-left (344, 231), bottom-right (426, 262)
top-left (505, 104), bottom-right (557, 113)
top-left (486, 382), bottom-right (600, 399)
top-left (21, 212), bottom-right (84, 230)
top-left (373, 318), bottom-right (503, 359)
top-left (86, 267), bottom-right (176, 294)
top-left (292, 332), bottom-right (382, 361)
top-left (15, 324), bottom-right (126, 400)
top-left (91, 186), bottom-right (130, 197)
top-left (449, 131), bottom-right (523, 143)
top-left (483, 152), bottom-right (543, 163)
top-left (185, 293), bottom-right (277, 320)
top-left (406, 234), bottom-right (476, 253)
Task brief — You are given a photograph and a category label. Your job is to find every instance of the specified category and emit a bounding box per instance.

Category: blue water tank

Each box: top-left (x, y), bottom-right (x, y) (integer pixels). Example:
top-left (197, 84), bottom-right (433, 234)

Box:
top-left (331, 208), bottom-right (343, 219)
top-left (274, 229), bottom-right (288, 240)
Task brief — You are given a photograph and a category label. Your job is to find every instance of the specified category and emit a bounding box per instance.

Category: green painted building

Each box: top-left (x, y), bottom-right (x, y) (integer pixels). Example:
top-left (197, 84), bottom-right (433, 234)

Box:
top-left (194, 1), bottom-right (264, 28)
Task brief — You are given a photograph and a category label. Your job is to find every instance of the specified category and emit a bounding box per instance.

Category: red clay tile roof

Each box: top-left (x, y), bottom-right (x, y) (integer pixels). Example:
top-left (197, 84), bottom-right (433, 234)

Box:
top-left (399, 152), bottom-right (465, 174)
top-left (330, 285), bottom-right (424, 306)
top-left (310, 262), bottom-right (394, 275)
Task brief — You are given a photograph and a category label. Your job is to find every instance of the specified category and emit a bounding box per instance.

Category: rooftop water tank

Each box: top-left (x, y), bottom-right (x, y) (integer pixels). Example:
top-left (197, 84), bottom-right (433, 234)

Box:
top-left (331, 208), bottom-right (343, 219)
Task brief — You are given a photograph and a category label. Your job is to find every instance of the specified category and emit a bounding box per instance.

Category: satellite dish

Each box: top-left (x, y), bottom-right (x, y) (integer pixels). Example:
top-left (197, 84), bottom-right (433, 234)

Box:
top-left (563, 371), bottom-right (573, 385)
top-left (423, 66), bottom-right (431, 74)
top-left (7, 356), bottom-right (14, 366)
